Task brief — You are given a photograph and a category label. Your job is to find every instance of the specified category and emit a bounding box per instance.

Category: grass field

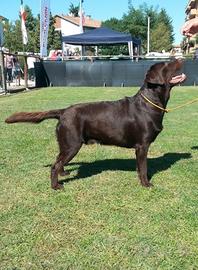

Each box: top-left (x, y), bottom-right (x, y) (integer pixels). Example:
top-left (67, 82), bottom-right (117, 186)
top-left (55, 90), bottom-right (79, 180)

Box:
top-left (0, 86), bottom-right (197, 270)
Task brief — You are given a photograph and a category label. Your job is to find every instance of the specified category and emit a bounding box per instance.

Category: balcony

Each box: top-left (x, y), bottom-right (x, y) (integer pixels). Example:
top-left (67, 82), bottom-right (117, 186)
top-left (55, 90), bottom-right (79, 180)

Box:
top-left (186, 0), bottom-right (196, 12)
top-left (188, 8), bottom-right (198, 18)
top-left (189, 0), bottom-right (196, 7)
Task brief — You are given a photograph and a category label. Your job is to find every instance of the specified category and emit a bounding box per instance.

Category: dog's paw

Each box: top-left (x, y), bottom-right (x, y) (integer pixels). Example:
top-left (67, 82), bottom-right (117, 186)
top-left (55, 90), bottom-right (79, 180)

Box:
top-left (59, 170), bottom-right (70, 177)
top-left (52, 183), bottom-right (64, 190)
top-left (141, 181), bottom-right (153, 188)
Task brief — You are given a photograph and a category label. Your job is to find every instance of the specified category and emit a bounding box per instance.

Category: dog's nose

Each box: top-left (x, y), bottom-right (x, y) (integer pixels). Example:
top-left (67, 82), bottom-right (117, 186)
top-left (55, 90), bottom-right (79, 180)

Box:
top-left (175, 58), bottom-right (184, 69)
top-left (177, 58), bottom-right (183, 63)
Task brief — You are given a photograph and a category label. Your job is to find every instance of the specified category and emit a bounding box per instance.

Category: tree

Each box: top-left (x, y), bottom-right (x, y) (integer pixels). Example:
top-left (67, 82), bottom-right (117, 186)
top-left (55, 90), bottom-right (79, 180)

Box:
top-left (150, 22), bottom-right (173, 52)
top-left (155, 8), bottom-right (174, 49)
top-left (101, 18), bottom-right (128, 55)
top-left (3, 5), bottom-right (62, 54)
top-left (4, 5), bottom-right (37, 52)
top-left (122, 6), bottom-right (147, 48)
top-left (102, 3), bottom-right (175, 54)
top-left (47, 13), bottom-right (62, 51)
top-left (68, 3), bottom-right (79, 17)
top-left (33, 15), bottom-right (40, 53)
top-left (12, 20), bottom-right (24, 52)
top-left (3, 21), bottom-right (15, 51)
top-left (102, 17), bottom-right (122, 32)
top-left (22, 5), bottom-right (37, 52)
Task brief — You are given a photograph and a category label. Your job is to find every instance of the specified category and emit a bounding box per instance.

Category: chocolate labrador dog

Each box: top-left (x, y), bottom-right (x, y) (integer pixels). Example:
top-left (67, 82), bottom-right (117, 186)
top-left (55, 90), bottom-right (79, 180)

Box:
top-left (5, 59), bottom-right (186, 190)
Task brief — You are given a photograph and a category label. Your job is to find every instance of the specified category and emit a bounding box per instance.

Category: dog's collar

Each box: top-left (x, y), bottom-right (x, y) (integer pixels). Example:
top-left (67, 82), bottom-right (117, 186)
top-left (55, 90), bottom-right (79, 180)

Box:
top-left (140, 93), bottom-right (169, 113)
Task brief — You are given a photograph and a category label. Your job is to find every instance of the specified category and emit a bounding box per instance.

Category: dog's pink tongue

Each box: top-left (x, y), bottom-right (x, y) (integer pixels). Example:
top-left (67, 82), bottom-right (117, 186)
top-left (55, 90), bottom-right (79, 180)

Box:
top-left (170, 73), bottom-right (186, 84)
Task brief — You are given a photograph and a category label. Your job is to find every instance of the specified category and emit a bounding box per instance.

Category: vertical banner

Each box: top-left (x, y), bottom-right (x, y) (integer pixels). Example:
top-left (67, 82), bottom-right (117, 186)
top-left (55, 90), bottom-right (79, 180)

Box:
top-left (40, 0), bottom-right (50, 57)
top-left (20, 0), bottom-right (28, 45)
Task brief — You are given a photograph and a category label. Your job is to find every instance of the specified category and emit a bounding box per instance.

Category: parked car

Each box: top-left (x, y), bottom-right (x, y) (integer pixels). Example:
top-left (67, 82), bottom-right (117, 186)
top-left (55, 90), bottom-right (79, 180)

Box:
top-left (145, 51), bottom-right (183, 59)
top-left (145, 51), bottom-right (170, 59)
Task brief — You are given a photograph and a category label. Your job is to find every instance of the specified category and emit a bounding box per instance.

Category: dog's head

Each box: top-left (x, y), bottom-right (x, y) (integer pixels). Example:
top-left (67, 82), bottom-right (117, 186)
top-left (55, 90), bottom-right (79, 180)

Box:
top-left (145, 59), bottom-right (186, 87)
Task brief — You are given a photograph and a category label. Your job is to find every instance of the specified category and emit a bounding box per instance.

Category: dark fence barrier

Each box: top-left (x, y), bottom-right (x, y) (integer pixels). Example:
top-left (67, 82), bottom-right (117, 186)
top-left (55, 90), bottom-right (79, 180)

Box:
top-left (35, 59), bottom-right (198, 88)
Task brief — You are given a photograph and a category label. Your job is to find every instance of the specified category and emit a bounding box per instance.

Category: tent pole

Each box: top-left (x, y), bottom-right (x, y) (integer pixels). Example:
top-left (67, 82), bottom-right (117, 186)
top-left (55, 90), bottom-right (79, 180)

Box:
top-left (0, 48), bottom-right (7, 93)
top-left (81, 45), bottom-right (83, 60)
top-left (128, 41), bottom-right (133, 60)
top-left (131, 42), bottom-right (133, 60)
top-left (95, 46), bottom-right (98, 56)
top-left (128, 42), bottom-right (130, 59)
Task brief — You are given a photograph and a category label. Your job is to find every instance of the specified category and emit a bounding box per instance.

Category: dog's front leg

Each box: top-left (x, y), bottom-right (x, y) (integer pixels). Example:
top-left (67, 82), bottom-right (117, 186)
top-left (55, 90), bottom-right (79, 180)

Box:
top-left (135, 144), bottom-right (152, 187)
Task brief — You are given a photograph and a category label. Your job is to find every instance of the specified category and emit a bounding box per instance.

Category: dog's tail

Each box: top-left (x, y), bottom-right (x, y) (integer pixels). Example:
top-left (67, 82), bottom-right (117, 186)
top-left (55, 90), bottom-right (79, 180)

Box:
top-left (5, 109), bottom-right (63, 124)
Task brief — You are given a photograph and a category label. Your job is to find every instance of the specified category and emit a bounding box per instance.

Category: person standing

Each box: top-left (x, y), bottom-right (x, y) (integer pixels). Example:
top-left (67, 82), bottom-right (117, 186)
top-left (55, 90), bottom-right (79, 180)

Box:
top-left (27, 55), bottom-right (35, 81)
top-left (5, 54), bottom-right (14, 84)
top-left (13, 54), bottom-right (21, 86)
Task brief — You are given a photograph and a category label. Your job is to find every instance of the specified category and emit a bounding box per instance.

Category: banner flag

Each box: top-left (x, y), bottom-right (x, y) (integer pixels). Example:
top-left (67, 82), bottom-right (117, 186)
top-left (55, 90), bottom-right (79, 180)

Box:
top-left (40, 0), bottom-right (50, 57)
top-left (20, 0), bottom-right (28, 45)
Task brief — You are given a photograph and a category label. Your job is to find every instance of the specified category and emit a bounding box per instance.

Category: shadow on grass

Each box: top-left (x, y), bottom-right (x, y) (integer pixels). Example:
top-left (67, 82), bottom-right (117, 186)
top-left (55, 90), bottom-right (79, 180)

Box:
top-left (58, 152), bottom-right (191, 184)
top-left (191, 146), bottom-right (198, 150)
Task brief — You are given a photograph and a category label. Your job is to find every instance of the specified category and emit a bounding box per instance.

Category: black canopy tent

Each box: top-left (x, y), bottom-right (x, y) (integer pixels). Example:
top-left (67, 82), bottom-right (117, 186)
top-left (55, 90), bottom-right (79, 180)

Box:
top-left (62, 27), bottom-right (141, 58)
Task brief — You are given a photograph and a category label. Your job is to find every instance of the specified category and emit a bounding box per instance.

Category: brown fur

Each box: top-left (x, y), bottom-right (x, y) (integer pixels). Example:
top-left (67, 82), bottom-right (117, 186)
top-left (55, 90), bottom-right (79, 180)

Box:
top-left (5, 60), bottom-right (186, 190)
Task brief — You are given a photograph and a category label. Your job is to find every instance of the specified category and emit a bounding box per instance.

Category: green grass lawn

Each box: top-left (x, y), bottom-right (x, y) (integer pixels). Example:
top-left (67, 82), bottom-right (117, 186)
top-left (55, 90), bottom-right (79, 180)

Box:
top-left (0, 87), bottom-right (197, 270)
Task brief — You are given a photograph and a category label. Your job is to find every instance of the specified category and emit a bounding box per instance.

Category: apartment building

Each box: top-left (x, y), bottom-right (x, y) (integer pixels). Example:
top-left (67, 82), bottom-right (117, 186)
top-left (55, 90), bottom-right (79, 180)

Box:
top-left (185, 0), bottom-right (198, 52)
top-left (186, 0), bottom-right (198, 19)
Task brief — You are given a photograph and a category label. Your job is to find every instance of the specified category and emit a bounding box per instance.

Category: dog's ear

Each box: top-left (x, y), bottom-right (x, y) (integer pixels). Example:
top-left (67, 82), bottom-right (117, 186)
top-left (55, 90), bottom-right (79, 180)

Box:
top-left (145, 63), bottom-right (166, 85)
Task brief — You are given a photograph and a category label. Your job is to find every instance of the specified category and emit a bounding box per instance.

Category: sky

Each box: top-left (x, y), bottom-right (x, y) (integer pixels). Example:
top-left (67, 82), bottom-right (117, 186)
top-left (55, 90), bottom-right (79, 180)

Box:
top-left (0, 0), bottom-right (188, 44)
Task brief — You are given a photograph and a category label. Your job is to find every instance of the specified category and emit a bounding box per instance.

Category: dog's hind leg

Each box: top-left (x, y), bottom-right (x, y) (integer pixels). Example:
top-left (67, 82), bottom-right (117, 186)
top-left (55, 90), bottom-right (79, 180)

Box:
top-left (59, 165), bottom-right (70, 176)
top-left (51, 145), bottom-right (81, 190)
top-left (51, 124), bottom-right (82, 189)
top-left (58, 144), bottom-right (81, 176)
top-left (51, 153), bottom-right (67, 190)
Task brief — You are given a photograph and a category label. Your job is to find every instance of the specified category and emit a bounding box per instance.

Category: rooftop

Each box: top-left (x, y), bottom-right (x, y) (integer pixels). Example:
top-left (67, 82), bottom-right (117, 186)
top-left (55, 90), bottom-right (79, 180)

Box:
top-left (55, 15), bottom-right (101, 29)
top-left (0, 15), bottom-right (8, 22)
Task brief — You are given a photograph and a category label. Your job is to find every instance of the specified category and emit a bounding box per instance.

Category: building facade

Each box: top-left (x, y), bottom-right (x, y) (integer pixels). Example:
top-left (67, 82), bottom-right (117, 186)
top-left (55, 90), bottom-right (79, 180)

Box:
top-left (0, 15), bottom-right (8, 23)
top-left (186, 0), bottom-right (198, 19)
top-left (185, 0), bottom-right (198, 53)
top-left (54, 15), bottom-right (101, 56)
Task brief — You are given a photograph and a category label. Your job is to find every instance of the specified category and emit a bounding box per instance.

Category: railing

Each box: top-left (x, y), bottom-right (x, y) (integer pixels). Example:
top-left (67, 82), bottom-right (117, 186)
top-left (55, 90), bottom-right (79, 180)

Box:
top-left (0, 49), bottom-right (40, 94)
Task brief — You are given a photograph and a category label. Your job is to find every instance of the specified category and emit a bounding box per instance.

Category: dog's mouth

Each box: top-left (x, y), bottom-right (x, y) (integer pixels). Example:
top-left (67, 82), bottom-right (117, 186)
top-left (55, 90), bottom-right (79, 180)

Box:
top-left (169, 73), bottom-right (186, 85)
